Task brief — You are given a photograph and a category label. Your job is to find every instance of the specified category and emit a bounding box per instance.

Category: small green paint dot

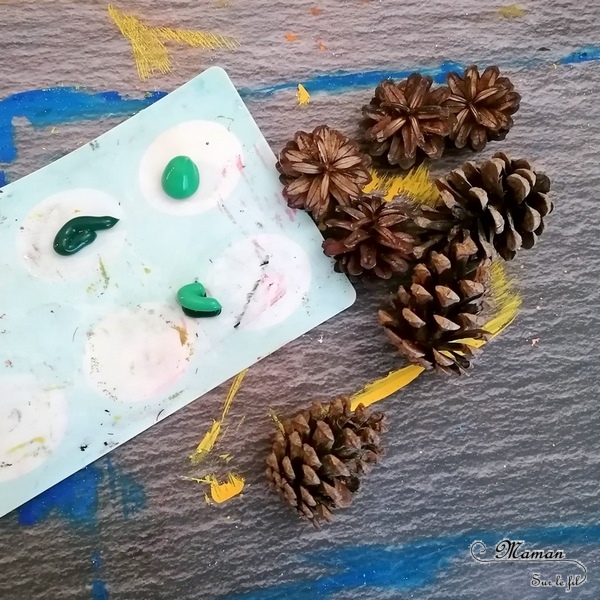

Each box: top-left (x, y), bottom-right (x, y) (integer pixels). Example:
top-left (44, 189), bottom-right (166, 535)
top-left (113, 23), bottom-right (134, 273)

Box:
top-left (161, 156), bottom-right (200, 200)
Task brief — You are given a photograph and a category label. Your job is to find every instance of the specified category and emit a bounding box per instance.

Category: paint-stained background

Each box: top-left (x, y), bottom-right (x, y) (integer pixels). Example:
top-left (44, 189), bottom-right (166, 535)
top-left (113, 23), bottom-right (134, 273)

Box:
top-left (1, 0), bottom-right (600, 598)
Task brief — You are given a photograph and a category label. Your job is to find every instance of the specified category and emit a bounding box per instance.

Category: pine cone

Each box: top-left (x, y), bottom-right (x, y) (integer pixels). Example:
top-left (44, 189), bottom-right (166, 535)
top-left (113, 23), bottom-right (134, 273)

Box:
top-left (322, 195), bottom-right (416, 279)
top-left (379, 233), bottom-right (491, 375)
top-left (276, 126), bottom-right (372, 222)
top-left (445, 65), bottom-right (521, 151)
top-left (362, 74), bottom-right (451, 169)
top-left (426, 153), bottom-right (553, 261)
top-left (266, 397), bottom-right (386, 526)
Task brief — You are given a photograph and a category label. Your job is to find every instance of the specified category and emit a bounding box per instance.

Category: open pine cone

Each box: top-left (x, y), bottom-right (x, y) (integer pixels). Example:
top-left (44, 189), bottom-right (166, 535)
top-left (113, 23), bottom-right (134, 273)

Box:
top-left (407, 153), bottom-right (552, 262)
top-left (276, 125), bottom-right (372, 222)
top-left (444, 65), bottom-right (521, 151)
top-left (322, 194), bottom-right (416, 279)
top-left (266, 397), bottom-right (386, 526)
top-left (362, 74), bottom-right (451, 169)
top-left (379, 232), bottom-right (491, 375)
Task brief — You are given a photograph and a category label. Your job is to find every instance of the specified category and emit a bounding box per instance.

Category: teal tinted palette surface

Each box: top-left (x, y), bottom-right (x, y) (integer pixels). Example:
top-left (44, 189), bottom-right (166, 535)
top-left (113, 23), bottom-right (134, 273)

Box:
top-left (0, 67), bottom-right (356, 518)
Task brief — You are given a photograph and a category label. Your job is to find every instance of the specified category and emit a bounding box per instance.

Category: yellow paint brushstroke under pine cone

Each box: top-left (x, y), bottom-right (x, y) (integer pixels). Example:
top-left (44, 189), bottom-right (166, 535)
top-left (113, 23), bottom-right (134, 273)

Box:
top-left (351, 262), bottom-right (521, 408)
top-left (108, 5), bottom-right (239, 80)
top-left (189, 370), bottom-right (247, 464)
top-left (363, 165), bottom-right (440, 206)
top-left (184, 474), bottom-right (245, 504)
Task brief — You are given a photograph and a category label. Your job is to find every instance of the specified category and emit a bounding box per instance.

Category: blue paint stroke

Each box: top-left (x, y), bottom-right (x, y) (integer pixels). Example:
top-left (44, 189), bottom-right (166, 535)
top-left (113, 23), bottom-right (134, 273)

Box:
top-left (0, 171), bottom-right (6, 187)
top-left (91, 552), bottom-right (109, 600)
top-left (16, 459), bottom-right (145, 527)
top-left (225, 524), bottom-right (600, 599)
top-left (559, 45), bottom-right (600, 65)
top-left (240, 61), bottom-right (465, 98)
top-left (18, 464), bottom-right (103, 527)
top-left (0, 46), bottom-right (599, 167)
top-left (92, 579), bottom-right (109, 600)
top-left (105, 456), bottom-right (147, 519)
top-left (0, 88), bottom-right (166, 162)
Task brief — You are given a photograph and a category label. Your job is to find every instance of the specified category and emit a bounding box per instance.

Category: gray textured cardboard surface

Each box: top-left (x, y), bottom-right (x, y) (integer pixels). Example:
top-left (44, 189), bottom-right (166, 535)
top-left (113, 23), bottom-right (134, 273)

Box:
top-left (0, 1), bottom-right (599, 599)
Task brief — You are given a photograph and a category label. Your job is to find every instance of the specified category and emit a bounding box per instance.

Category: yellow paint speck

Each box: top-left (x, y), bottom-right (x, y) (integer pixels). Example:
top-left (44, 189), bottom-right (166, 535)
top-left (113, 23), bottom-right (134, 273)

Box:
top-left (497, 3), bottom-right (526, 18)
top-left (297, 84), bottom-right (311, 105)
top-left (8, 437), bottom-right (45, 454)
top-left (143, 267), bottom-right (151, 274)
top-left (172, 324), bottom-right (188, 345)
top-left (98, 258), bottom-right (109, 289)
top-left (186, 474), bottom-right (245, 504)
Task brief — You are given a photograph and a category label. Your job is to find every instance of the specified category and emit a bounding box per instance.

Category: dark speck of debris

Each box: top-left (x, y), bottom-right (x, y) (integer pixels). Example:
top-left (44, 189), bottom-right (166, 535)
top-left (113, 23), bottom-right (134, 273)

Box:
top-left (156, 409), bottom-right (165, 422)
top-left (538, 47), bottom-right (551, 51)
top-left (50, 310), bottom-right (54, 314)
top-left (104, 409), bottom-right (110, 413)
top-left (103, 442), bottom-right (108, 446)
top-left (260, 258), bottom-right (270, 266)
top-left (80, 444), bottom-right (88, 451)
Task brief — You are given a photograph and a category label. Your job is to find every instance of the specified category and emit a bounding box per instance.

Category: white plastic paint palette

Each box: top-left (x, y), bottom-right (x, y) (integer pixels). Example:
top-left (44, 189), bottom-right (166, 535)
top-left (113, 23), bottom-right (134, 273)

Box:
top-left (0, 67), bottom-right (355, 518)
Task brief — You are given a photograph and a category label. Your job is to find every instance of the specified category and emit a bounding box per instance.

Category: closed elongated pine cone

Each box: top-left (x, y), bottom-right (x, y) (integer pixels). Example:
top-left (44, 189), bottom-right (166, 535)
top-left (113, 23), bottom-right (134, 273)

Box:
top-left (266, 397), bottom-right (386, 526)
top-left (444, 65), bottom-right (521, 151)
top-left (362, 74), bottom-right (451, 169)
top-left (379, 233), bottom-right (491, 375)
top-left (322, 194), bottom-right (416, 279)
top-left (276, 125), bottom-right (372, 222)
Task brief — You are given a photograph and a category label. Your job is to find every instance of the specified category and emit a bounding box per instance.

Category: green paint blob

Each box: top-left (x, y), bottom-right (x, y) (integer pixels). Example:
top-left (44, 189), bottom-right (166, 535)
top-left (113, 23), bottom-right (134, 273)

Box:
top-left (161, 156), bottom-right (200, 199)
top-left (177, 282), bottom-right (221, 318)
top-left (53, 216), bottom-right (119, 256)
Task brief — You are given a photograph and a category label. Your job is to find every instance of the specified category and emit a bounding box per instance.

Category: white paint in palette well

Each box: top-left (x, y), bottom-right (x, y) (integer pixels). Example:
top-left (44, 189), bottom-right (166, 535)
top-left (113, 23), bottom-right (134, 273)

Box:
top-left (0, 374), bottom-right (68, 482)
top-left (138, 120), bottom-right (243, 216)
top-left (17, 189), bottom-right (126, 281)
top-left (205, 234), bottom-right (311, 331)
top-left (83, 303), bottom-right (208, 403)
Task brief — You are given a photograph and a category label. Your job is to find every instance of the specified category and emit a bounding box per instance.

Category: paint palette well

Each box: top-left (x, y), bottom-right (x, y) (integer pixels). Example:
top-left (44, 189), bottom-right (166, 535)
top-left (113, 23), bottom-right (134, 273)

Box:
top-left (0, 67), bottom-right (355, 519)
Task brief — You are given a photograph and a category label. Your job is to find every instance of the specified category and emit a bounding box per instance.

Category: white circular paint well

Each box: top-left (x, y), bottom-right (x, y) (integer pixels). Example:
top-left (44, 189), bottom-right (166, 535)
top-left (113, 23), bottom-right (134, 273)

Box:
top-left (84, 303), bottom-right (204, 403)
top-left (139, 121), bottom-right (244, 216)
top-left (205, 234), bottom-right (311, 331)
top-left (17, 189), bottom-right (125, 281)
top-left (0, 374), bottom-right (68, 483)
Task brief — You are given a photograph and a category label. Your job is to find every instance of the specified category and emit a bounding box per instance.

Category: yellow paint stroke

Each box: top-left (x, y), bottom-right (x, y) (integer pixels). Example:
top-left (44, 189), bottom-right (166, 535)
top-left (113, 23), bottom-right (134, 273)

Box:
top-left (268, 409), bottom-right (285, 432)
top-left (183, 473), bottom-right (245, 504)
top-left (363, 165), bottom-right (440, 206)
top-left (297, 84), bottom-right (311, 105)
top-left (8, 437), bottom-right (45, 454)
top-left (219, 453), bottom-right (233, 462)
top-left (497, 3), bottom-right (526, 18)
top-left (172, 324), bottom-right (188, 346)
top-left (143, 266), bottom-right (151, 274)
top-left (98, 258), bottom-right (109, 289)
top-left (350, 365), bottom-right (425, 410)
top-left (108, 5), bottom-right (239, 80)
top-left (350, 261), bottom-right (522, 408)
top-left (189, 370), bottom-right (248, 464)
